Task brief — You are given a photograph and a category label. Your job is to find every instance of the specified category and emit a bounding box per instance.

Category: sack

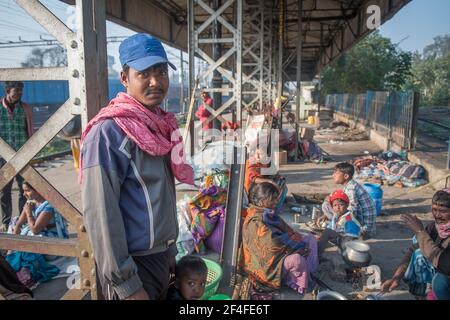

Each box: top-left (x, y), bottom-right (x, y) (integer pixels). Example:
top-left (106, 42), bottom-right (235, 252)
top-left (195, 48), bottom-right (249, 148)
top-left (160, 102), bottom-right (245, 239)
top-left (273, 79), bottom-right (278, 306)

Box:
top-left (205, 213), bottom-right (225, 254)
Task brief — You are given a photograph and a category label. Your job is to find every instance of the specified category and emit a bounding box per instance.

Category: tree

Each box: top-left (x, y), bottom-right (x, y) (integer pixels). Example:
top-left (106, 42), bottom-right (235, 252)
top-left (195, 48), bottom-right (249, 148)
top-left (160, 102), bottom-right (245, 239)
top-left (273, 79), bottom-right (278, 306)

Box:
top-left (404, 35), bottom-right (450, 106)
top-left (320, 31), bottom-right (412, 95)
top-left (423, 35), bottom-right (450, 60)
top-left (21, 46), bottom-right (67, 68)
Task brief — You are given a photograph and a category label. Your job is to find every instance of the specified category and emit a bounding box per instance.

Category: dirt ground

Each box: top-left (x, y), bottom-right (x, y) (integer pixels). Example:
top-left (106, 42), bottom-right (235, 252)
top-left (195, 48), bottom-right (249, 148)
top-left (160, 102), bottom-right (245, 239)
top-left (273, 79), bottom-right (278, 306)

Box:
top-left (275, 126), bottom-right (437, 300)
top-left (5, 123), bottom-right (440, 300)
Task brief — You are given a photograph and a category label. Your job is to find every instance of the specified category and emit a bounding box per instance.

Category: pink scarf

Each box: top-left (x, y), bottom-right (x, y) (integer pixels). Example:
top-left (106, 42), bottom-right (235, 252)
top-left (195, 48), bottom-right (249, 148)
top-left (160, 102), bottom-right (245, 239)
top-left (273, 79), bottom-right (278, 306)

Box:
top-left (436, 221), bottom-right (450, 239)
top-left (80, 92), bottom-right (194, 185)
top-left (436, 189), bottom-right (450, 239)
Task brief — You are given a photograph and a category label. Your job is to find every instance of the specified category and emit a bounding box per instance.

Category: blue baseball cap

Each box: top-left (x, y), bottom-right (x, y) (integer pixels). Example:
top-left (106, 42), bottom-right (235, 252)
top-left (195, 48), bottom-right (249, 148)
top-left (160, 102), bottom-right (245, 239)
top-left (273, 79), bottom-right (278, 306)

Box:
top-left (119, 33), bottom-right (176, 72)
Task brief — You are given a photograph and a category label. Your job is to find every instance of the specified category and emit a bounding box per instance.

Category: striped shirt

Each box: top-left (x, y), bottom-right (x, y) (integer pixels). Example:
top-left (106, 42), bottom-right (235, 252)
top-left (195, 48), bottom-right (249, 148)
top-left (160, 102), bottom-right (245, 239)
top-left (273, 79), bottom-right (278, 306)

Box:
top-left (343, 179), bottom-right (377, 236)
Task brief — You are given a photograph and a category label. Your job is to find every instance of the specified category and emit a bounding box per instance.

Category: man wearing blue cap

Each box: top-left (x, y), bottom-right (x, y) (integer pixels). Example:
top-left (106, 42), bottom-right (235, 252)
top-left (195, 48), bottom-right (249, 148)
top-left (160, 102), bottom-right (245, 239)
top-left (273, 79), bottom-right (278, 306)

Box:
top-left (80, 34), bottom-right (194, 300)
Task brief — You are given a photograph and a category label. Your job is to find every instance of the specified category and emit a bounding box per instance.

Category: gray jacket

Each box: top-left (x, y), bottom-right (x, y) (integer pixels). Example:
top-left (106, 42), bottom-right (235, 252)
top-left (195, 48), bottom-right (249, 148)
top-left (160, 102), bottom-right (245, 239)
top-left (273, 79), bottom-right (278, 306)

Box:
top-left (81, 119), bottom-right (178, 299)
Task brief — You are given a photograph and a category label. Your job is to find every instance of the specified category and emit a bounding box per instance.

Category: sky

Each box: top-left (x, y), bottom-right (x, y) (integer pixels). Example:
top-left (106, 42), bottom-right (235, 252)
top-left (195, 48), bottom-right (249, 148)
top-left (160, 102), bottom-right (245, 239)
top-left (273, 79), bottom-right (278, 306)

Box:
top-left (0, 0), bottom-right (449, 74)
top-left (378, 0), bottom-right (450, 52)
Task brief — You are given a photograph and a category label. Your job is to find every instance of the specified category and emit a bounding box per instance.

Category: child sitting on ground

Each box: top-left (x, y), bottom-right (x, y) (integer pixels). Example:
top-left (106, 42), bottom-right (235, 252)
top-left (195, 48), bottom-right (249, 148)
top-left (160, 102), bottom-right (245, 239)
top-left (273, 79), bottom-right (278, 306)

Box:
top-left (321, 162), bottom-right (377, 238)
top-left (318, 189), bottom-right (362, 256)
top-left (167, 255), bottom-right (208, 300)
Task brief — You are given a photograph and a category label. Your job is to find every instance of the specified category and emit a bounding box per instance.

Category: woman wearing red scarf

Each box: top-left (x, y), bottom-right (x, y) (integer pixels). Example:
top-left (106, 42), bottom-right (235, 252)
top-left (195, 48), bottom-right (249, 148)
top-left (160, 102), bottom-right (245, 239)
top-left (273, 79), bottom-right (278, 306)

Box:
top-left (80, 34), bottom-right (194, 300)
top-left (381, 189), bottom-right (450, 300)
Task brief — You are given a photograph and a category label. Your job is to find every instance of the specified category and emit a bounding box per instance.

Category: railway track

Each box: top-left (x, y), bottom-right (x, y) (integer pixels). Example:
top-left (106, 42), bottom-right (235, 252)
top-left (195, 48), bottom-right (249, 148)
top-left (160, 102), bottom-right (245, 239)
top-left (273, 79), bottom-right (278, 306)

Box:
top-left (417, 117), bottom-right (450, 142)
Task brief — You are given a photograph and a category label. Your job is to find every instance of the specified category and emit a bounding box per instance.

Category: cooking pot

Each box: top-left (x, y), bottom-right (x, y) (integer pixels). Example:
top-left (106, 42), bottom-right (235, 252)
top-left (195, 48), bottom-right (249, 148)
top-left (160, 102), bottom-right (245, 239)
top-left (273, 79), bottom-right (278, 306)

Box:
top-left (316, 290), bottom-right (348, 300)
top-left (342, 240), bottom-right (371, 265)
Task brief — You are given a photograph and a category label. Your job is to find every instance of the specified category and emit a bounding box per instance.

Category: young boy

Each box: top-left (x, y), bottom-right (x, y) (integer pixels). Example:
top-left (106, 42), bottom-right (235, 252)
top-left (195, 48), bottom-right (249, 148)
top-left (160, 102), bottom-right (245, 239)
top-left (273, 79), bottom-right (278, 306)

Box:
top-left (318, 190), bottom-right (362, 255)
top-left (321, 162), bottom-right (377, 238)
top-left (167, 255), bottom-right (208, 300)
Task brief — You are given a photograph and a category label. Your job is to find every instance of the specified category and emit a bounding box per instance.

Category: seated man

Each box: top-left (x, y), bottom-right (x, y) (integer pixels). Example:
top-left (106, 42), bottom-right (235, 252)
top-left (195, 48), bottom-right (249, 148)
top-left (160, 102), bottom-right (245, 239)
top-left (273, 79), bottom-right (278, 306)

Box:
top-left (318, 190), bottom-right (362, 256)
top-left (321, 162), bottom-right (377, 238)
top-left (381, 189), bottom-right (450, 300)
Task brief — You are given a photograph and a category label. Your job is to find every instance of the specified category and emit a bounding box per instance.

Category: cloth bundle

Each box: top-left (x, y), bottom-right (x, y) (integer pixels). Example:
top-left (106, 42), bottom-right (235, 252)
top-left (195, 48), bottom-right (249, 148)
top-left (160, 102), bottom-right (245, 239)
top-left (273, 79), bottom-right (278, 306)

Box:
top-left (189, 186), bottom-right (227, 255)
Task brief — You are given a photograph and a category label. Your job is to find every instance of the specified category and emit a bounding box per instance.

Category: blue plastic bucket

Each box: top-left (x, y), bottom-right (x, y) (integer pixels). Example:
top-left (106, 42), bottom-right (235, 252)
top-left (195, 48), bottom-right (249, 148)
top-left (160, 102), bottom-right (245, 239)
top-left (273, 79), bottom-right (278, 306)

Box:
top-left (363, 183), bottom-right (383, 216)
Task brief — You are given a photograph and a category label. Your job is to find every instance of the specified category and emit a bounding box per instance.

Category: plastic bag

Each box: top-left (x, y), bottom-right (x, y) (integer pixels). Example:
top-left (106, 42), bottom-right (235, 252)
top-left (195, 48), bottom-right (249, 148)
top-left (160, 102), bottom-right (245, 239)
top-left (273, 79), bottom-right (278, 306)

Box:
top-left (175, 195), bottom-right (195, 261)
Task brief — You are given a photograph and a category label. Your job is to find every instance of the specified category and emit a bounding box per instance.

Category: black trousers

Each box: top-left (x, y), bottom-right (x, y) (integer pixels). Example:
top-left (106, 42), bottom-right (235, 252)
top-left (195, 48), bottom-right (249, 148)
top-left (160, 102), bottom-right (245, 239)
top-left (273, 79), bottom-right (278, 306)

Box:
top-left (0, 159), bottom-right (26, 227)
top-left (100, 250), bottom-right (172, 300)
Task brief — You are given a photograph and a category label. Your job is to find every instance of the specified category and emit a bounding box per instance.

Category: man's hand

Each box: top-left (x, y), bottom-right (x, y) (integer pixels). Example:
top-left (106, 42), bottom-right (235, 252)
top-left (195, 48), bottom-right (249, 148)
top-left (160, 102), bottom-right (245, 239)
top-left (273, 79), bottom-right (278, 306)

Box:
top-left (381, 277), bottom-right (401, 293)
top-left (125, 287), bottom-right (150, 300)
top-left (400, 214), bottom-right (425, 234)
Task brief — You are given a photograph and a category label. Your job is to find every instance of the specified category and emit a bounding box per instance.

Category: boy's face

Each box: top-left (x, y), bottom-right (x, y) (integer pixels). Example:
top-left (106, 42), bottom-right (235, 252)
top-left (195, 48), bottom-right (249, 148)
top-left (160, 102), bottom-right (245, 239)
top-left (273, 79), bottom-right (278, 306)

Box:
top-left (332, 199), bottom-right (348, 216)
top-left (177, 272), bottom-right (207, 300)
top-left (332, 170), bottom-right (349, 185)
top-left (432, 204), bottom-right (450, 225)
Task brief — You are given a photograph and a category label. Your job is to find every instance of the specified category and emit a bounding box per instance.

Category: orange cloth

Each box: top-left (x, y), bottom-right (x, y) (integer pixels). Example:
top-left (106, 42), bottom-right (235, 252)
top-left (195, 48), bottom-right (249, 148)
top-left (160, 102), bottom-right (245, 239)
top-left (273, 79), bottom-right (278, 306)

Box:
top-left (244, 159), bottom-right (270, 194)
top-left (71, 138), bottom-right (81, 170)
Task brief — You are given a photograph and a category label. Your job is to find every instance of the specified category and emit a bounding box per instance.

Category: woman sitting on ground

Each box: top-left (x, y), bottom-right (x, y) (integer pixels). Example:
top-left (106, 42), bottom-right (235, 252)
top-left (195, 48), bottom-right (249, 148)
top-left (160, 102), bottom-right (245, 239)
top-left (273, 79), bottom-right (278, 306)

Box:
top-left (381, 189), bottom-right (450, 300)
top-left (240, 182), bottom-right (318, 295)
top-left (5, 182), bottom-right (68, 287)
top-left (9, 181), bottom-right (67, 239)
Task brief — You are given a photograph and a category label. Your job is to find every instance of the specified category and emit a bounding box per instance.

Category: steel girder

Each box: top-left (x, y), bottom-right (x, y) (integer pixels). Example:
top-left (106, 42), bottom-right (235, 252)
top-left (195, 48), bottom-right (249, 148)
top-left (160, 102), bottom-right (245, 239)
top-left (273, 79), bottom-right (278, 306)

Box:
top-left (0, 0), bottom-right (108, 300)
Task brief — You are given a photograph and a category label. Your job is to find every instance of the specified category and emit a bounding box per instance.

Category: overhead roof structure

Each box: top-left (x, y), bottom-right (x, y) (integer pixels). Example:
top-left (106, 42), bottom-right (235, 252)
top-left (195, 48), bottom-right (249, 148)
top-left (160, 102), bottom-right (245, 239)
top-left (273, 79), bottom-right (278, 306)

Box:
top-left (0, 0), bottom-right (413, 300)
top-left (63, 0), bottom-right (411, 81)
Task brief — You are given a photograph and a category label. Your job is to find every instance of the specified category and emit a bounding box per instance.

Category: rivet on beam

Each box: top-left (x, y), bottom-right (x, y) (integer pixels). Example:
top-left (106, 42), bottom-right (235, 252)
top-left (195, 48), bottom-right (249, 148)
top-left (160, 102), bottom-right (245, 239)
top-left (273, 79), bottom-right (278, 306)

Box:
top-left (70, 40), bottom-right (78, 49)
top-left (83, 279), bottom-right (91, 287)
top-left (73, 98), bottom-right (81, 105)
top-left (79, 225), bottom-right (86, 232)
top-left (81, 250), bottom-right (89, 258)
top-left (72, 70), bottom-right (79, 78)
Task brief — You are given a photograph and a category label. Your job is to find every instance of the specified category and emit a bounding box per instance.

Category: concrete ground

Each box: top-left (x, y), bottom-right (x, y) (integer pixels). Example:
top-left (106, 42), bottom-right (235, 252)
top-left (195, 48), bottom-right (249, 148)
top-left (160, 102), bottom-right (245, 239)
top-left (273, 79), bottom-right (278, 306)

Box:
top-left (4, 123), bottom-right (440, 300)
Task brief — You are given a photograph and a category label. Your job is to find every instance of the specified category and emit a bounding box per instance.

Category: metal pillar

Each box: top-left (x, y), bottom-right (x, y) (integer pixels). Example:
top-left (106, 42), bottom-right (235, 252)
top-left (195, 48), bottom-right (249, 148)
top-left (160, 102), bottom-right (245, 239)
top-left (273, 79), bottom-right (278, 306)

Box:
top-left (294, 0), bottom-right (302, 159)
top-left (188, 0), bottom-right (243, 141)
top-left (242, 0), bottom-right (264, 112)
top-left (180, 50), bottom-right (185, 113)
top-left (212, 0), bottom-right (223, 130)
top-left (0, 0), bottom-right (108, 300)
top-left (277, 0), bottom-right (284, 129)
top-left (276, 0), bottom-right (284, 99)
top-left (262, 4), bottom-right (273, 105)
top-left (316, 22), bottom-right (324, 125)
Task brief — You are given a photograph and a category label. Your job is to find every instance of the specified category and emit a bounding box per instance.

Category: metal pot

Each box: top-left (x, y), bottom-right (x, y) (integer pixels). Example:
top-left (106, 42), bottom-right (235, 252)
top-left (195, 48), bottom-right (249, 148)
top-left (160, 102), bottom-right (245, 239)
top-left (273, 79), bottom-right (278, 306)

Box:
top-left (316, 290), bottom-right (348, 300)
top-left (343, 240), bottom-right (371, 265)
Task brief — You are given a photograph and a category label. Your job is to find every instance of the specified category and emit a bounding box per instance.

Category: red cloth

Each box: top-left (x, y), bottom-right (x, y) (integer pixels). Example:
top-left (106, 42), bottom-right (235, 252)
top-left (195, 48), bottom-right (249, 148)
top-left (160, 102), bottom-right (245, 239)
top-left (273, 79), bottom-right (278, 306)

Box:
top-left (195, 97), bottom-right (213, 131)
top-left (221, 121), bottom-right (240, 131)
top-left (80, 92), bottom-right (194, 185)
top-left (329, 189), bottom-right (349, 205)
